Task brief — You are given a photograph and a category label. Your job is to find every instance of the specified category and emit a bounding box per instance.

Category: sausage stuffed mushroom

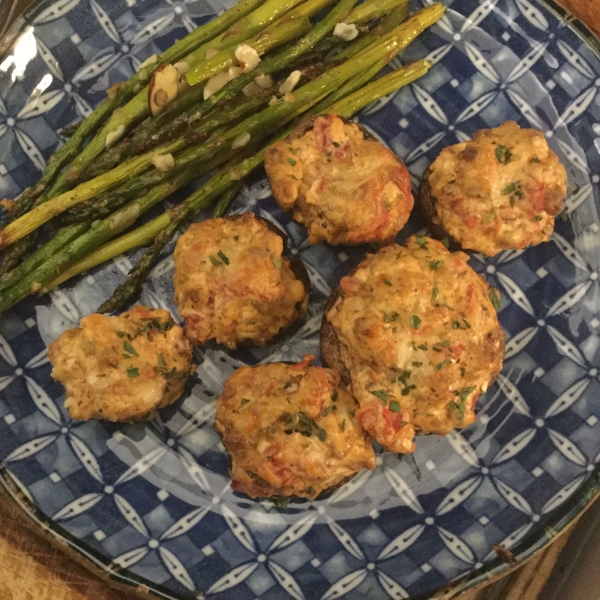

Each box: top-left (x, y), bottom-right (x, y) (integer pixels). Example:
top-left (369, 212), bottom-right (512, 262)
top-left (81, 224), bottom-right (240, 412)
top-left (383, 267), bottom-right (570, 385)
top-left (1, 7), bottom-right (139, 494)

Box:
top-left (214, 355), bottom-right (376, 500)
top-left (321, 236), bottom-right (505, 454)
top-left (419, 121), bottom-right (567, 256)
top-left (265, 114), bottom-right (414, 246)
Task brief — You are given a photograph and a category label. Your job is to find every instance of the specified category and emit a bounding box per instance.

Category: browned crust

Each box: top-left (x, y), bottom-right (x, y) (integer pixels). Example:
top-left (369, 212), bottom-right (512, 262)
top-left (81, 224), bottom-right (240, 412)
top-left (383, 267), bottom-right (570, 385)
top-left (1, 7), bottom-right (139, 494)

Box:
top-left (417, 166), bottom-right (463, 252)
top-left (320, 284), bottom-right (351, 386)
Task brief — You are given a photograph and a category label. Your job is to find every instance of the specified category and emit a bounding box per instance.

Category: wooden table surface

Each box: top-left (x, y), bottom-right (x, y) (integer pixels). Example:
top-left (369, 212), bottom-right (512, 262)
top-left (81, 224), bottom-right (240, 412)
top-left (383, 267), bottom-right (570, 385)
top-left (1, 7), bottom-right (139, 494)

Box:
top-left (0, 0), bottom-right (598, 599)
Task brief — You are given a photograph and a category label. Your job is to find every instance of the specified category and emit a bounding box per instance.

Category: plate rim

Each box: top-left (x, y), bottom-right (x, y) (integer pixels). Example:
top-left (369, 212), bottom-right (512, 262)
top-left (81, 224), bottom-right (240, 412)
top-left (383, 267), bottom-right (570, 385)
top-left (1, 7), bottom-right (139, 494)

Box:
top-left (0, 0), bottom-right (600, 598)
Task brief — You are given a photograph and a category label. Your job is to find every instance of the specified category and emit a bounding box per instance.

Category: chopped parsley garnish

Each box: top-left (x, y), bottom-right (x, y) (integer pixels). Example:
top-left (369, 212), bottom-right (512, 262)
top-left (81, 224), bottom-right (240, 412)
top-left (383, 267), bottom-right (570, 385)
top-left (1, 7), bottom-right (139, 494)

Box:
top-left (429, 260), bottom-right (444, 271)
top-left (432, 340), bottom-right (451, 352)
top-left (123, 341), bottom-right (138, 357)
top-left (401, 385), bottom-right (416, 396)
top-left (383, 312), bottom-right (399, 323)
top-left (217, 250), bottom-right (230, 265)
top-left (209, 255), bottom-right (223, 267)
top-left (158, 353), bottom-right (167, 368)
top-left (451, 386), bottom-right (476, 421)
top-left (412, 361), bottom-right (422, 367)
top-left (137, 318), bottom-right (173, 335)
top-left (489, 288), bottom-right (502, 311)
top-left (431, 287), bottom-right (438, 301)
top-left (284, 412), bottom-right (327, 441)
top-left (460, 367), bottom-right (466, 377)
top-left (410, 315), bottom-right (421, 330)
top-left (332, 390), bottom-right (338, 402)
top-left (287, 157), bottom-right (297, 166)
top-left (495, 145), bottom-right (512, 164)
top-left (389, 401), bottom-right (401, 412)
top-left (530, 156), bottom-right (541, 163)
top-left (283, 381), bottom-right (292, 390)
top-left (273, 256), bottom-right (282, 268)
top-left (416, 235), bottom-right (427, 249)
top-left (397, 370), bottom-right (412, 386)
top-left (241, 398), bottom-right (250, 406)
top-left (532, 215), bottom-right (543, 221)
top-left (441, 237), bottom-right (449, 248)
top-left (452, 321), bottom-right (461, 330)
top-left (322, 405), bottom-right (336, 417)
top-left (272, 496), bottom-right (291, 509)
top-left (348, 409), bottom-right (355, 417)
top-left (435, 359), bottom-right (452, 371)
top-left (127, 367), bottom-right (139, 378)
top-left (417, 343), bottom-right (428, 351)
top-left (289, 147), bottom-right (299, 154)
top-left (370, 390), bottom-right (388, 405)
top-left (382, 278), bottom-right (392, 286)
top-left (341, 419), bottom-right (346, 432)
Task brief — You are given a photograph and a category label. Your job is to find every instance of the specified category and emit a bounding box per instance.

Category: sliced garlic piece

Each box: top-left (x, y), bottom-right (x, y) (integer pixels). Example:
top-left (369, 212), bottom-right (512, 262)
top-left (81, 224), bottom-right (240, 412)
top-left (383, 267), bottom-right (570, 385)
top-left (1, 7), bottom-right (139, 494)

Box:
top-left (279, 70), bottom-right (301, 94)
top-left (231, 132), bottom-right (251, 149)
top-left (333, 22), bottom-right (359, 41)
top-left (255, 74), bottom-right (274, 89)
top-left (174, 61), bottom-right (190, 75)
top-left (235, 44), bottom-right (261, 72)
top-left (228, 66), bottom-right (244, 79)
top-left (105, 124), bottom-right (125, 147)
top-left (203, 70), bottom-right (231, 100)
top-left (137, 54), bottom-right (158, 70)
top-left (150, 153), bottom-right (175, 171)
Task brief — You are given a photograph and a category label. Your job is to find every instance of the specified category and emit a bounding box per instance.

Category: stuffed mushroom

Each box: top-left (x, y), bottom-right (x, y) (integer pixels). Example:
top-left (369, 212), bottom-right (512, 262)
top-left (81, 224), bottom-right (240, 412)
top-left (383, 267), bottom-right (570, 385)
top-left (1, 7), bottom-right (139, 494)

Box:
top-left (173, 212), bottom-right (308, 349)
top-left (321, 235), bottom-right (504, 454)
top-left (48, 305), bottom-right (193, 422)
top-left (419, 121), bottom-right (568, 256)
top-left (214, 355), bottom-right (376, 500)
top-left (264, 114), bottom-right (414, 246)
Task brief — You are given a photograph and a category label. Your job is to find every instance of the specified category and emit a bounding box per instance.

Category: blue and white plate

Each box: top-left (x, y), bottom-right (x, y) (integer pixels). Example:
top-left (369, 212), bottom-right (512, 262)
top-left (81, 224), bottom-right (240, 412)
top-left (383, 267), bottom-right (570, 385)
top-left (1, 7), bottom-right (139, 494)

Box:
top-left (0, 0), bottom-right (599, 598)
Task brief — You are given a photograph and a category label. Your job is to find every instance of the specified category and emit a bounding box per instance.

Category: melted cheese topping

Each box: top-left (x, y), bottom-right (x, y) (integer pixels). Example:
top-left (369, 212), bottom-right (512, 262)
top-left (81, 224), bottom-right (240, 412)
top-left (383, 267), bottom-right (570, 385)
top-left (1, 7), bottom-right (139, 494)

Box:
top-left (173, 213), bottom-right (307, 349)
top-left (48, 305), bottom-right (193, 421)
top-left (326, 236), bottom-right (504, 453)
top-left (265, 114), bottom-right (413, 245)
top-left (214, 355), bottom-right (376, 499)
top-left (428, 121), bottom-right (567, 256)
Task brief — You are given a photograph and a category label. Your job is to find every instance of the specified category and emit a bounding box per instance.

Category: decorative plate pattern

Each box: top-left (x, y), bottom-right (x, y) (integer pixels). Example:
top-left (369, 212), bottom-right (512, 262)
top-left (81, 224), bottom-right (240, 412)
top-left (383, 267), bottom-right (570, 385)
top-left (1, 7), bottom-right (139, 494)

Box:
top-left (0, 0), bottom-right (599, 598)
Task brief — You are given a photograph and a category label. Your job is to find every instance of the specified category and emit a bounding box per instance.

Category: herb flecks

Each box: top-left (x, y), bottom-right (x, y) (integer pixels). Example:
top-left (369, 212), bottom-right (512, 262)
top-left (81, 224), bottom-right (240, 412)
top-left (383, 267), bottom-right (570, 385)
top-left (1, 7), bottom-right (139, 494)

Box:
top-left (127, 367), bottom-right (139, 378)
top-left (410, 315), bottom-right (421, 330)
top-left (287, 157), bottom-right (297, 166)
top-left (451, 386), bottom-right (476, 421)
top-left (495, 145), bottom-right (512, 164)
top-left (429, 260), bottom-right (444, 271)
top-left (217, 250), bottom-right (230, 265)
top-left (383, 312), bottom-right (399, 323)
top-left (489, 288), bottom-right (502, 311)
top-left (123, 341), bottom-right (138, 358)
top-left (370, 390), bottom-right (388, 406)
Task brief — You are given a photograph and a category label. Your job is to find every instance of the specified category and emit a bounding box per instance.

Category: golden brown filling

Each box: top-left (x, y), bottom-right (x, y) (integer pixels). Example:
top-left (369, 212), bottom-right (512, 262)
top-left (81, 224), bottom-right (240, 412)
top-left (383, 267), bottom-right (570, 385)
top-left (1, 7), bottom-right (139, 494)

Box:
top-left (48, 305), bottom-right (193, 421)
top-left (428, 121), bottom-right (567, 255)
top-left (173, 213), bottom-right (307, 349)
top-left (326, 236), bottom-right (504, 453)
top-left (265, 114), bottom-right (414, 245)
top-left (214, 355), bottom-right (376, 499)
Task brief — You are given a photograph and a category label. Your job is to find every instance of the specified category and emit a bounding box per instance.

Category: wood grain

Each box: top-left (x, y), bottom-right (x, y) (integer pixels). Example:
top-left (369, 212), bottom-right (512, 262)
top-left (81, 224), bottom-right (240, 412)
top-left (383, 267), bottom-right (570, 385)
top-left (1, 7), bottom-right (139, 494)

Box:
top-left (0, 0), bottom-right (598, 599)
